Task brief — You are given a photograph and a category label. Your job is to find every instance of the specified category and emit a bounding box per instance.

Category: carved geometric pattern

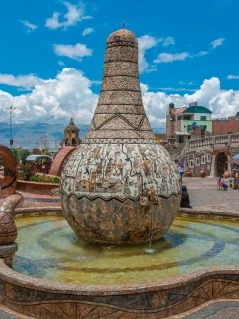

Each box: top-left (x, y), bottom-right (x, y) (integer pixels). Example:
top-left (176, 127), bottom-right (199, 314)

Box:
top-left (96, 115), bottom-right (136, 130)
top-left (107, 41), bottom-right (138, 48)
top-left (93, 114), bottom-right (150, 131)
top-left (0, 275), bottom-right (238, 319)
top-left (140, 117), bottom-right (152, 130)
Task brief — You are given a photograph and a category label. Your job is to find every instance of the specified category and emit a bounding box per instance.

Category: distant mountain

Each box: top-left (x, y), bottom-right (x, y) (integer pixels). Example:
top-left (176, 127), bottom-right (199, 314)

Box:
top-left (0, 121), bottom-right (165, 150)
top-left (0, 121), bottom-right (88, 150)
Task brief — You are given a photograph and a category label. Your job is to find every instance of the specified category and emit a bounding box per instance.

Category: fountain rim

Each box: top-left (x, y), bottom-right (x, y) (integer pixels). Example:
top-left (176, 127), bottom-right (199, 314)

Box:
top-left (9, 206), bottom-right (239, 295)
top-left (1, 258), bottom-right (239, 295)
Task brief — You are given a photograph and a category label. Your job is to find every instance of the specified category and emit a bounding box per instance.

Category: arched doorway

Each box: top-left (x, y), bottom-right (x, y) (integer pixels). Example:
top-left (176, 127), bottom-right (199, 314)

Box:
top-left (72, 138), bottom-right (77, 146)
top-left (216, 152), bottom-right (228, 177)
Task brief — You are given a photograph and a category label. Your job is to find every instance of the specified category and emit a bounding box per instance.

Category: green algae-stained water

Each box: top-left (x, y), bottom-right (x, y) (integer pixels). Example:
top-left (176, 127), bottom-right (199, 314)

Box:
top-left (14, 216), bottom-right (239, 285)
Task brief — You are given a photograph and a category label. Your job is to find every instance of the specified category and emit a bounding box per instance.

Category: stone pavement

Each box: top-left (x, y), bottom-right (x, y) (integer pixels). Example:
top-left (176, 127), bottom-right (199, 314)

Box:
top-left (182, 301), bottom-right (239, 319)
top-left (0, 306), bottom-right (31, 318)
top-left (183, 177), bottom-right (239, 214)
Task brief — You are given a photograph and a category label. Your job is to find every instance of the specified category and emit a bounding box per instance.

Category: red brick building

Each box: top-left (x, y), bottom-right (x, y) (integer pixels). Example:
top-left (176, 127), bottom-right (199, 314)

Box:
top-left (212, 113), bottom-right (239, 135)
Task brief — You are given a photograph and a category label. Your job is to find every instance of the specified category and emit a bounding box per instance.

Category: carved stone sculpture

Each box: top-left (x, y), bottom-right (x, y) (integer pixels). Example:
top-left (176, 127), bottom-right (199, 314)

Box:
top-left (60, 28), bottom-right (181, 244)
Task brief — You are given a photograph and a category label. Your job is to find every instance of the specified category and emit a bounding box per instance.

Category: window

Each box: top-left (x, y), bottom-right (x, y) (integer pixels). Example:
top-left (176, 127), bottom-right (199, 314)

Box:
top-left (196, 158), bottom-right (200, 166)
top-left (200, 116), bottom-right (207, 121)
top-left (200, 125), bottom-right (206, 131)
top-left (189, 159), bottom-right (194, 168)
top-left (201, 156), bottom-right (205, 164)
top-left (207, 154), bottom-right (211, 162)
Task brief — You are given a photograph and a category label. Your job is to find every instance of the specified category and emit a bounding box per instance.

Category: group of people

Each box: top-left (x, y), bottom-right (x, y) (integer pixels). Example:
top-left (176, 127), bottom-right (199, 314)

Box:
top-left (218, 176), bottom-right (230, 191)
top-left (218, 169), bottom-right (239, 191)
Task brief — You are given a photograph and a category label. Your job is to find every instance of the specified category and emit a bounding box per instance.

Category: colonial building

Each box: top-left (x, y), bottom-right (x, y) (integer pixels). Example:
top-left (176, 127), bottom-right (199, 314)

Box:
top-left (62, 118), bottom-right (81, 147)
top-left (166, 103), bottom-right (212, 143)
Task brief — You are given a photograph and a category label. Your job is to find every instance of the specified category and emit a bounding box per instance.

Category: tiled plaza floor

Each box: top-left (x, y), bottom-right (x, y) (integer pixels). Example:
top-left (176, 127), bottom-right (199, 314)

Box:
top-left (0, 306), bottom-right (30, 318)
top-left (182, 301), bottom-right (239, 319)
top-left (183, 177), bottom-right (239, 214)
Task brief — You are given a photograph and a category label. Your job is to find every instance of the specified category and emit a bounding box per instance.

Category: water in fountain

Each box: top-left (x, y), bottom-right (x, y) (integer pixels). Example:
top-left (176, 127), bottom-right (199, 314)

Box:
top-left (144, 205), bottom-right (156, 254)
top-left (14, 215), bottom-right (239, 285)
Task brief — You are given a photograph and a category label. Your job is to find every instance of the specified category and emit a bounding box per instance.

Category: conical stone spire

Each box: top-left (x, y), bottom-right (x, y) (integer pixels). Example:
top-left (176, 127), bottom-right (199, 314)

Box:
top-left (86, 28), bottom-right (155, 141)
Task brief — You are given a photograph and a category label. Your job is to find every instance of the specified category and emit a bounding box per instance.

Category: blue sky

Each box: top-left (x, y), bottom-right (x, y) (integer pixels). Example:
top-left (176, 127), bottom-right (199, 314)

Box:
top-left (0, 0), bottom-right (238, 131)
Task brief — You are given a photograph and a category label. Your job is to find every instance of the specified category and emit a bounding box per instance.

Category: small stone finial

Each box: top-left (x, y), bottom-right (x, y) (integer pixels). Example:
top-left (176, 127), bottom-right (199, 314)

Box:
top-left (122, 21), bottom-right (125, 29)
top-left (70, 118), bottom-right (74, 125)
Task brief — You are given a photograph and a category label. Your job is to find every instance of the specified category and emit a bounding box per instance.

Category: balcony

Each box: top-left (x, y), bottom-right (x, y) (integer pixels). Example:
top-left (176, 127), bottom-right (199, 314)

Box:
top-left (185, 133), bottom-right (239, 150)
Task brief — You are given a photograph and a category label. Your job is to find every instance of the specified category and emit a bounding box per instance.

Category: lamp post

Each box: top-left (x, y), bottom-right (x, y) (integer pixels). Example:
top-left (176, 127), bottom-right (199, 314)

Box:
top-left (6, 106), bottom-right (17, 148)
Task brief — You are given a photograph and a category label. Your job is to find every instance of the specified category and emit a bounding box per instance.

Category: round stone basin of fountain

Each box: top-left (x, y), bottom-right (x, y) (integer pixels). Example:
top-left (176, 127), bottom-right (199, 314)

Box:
top-left (13, 215), bottom-right (239, 285)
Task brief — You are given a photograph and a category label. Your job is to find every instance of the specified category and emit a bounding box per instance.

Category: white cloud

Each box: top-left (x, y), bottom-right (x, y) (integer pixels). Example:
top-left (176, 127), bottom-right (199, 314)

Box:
top-left (137, 35), bottom-right (161, 73)
top-left (0, 73), bottom-right (42, 89)
top-left (54, 43), bottom-right (93, 61)
top-left (156, 87), bottom-right (196, 92)
top-left (58, 61), bottom-right (65, 67)
top-left (197, 51), bottom-right (208, 56)
top-left (45, 1), bottom-right (92, 30)
top-left (211, 38), bottom-right (225, 48)
top-left (142, 77), bottom-right (239, 127)
top-left (0, 68), bottom-right (98, 124)
top-left (227, 75), bottom-right (239, 80)
top-left (163, 37), bottom-right (175, 46)
top-left (154, 50), bottom-right (209, 64)
top-left (82, 27), bottom-right (94, 36)
top-left (153, 37), bottom-right (223, 66)
top-left (0, 71), bottom-right (238, 128)
top-left (20, 20), bottom-right (38, 32)
top-left (154, 52), bottom-right (190, 64)
top-left (178, 81), bottom-right (195, 86)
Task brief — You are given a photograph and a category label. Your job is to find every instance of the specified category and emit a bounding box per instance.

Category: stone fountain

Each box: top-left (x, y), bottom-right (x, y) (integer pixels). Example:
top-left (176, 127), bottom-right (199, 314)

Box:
top-left (60, 27), bottom-right (181, 244)
top-left (0, 29), bottom-right (237, 319)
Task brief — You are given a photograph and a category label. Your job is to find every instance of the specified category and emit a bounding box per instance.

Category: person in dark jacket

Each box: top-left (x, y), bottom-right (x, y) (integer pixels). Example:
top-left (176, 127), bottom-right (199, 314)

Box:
top-left (180, 185), bottom-right (192, 208)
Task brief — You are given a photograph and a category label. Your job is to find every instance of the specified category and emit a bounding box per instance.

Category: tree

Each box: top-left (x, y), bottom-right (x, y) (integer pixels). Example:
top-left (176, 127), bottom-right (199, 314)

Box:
top-left (19, 149), bottom-right (30, 164)
top-left (18, 163), bottom-right (32, 181)
top-left (41, 148), bottom-right (50, 156)
top-left (31, 148), bottom-right (42, 155)
top-left (11, 148), bottom-right (20, 162)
